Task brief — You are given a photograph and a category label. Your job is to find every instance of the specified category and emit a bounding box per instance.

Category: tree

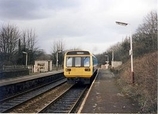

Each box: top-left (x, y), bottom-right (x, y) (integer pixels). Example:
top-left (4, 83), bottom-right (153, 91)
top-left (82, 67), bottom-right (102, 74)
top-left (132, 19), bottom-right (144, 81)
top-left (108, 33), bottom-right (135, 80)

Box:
top-left (22, 29), bottom-right (37, 51)
top-left (101, 11), bottom-right (157, 64)
top-left (133, 11), bottom-right (157, 57)
top-left (95, 52), bottom-right (108, 66)
top-left (34, 49), bottom-right (51, 60)
top-left (51, 39), bottom-right (65, 65)
top-left (0, 24), bottom-right (20, 65)
top-left (17, 29), bottom-right (38, 65)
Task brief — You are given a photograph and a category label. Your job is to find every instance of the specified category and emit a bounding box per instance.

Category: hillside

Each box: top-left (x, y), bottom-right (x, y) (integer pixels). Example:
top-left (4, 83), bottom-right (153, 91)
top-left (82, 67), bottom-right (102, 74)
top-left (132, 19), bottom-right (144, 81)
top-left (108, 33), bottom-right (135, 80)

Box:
top-left (115, 51), bottom-right (157, 113)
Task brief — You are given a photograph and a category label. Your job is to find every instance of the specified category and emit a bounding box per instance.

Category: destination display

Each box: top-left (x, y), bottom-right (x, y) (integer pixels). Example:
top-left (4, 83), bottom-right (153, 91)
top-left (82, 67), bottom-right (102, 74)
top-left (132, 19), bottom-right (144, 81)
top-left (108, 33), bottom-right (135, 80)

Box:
top-left (67, 51), bottom-right (90, 55)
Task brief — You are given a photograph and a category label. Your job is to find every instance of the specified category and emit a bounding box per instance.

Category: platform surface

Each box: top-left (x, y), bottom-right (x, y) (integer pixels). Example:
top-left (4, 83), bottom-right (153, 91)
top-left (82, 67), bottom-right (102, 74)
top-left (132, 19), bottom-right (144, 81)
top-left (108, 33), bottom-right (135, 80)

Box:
top-left (80, 69), bottom-right (140, 113)
top-left (0, 70), bottom-right (63, 86)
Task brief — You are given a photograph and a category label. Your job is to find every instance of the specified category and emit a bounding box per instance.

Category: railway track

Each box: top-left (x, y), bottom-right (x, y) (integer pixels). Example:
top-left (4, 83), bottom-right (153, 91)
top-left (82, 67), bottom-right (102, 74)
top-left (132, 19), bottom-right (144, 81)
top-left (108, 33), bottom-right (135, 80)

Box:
top-left (0, 70), bottom-right (97, 113)
top-left (0, 78), bottom-right (66, 113)
top-left (39, 84), bottom-right (88, 113)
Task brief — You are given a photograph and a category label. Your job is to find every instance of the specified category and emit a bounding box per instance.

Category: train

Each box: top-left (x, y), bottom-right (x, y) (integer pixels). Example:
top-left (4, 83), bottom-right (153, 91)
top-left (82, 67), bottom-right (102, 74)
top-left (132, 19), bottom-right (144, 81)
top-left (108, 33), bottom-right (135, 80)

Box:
top-left (64, 50), bottom-right (98, 84)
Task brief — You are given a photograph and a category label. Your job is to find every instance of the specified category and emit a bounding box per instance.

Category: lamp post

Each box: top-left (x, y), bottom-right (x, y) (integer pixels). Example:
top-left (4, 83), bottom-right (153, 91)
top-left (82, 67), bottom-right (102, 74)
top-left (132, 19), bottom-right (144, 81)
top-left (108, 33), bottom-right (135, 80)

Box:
top-left (23, 51), bottom-right (28, 68)
top-left (56, 50), bottom-right (62, 70)
top-left (105, 55), bottom-right (109, 64)
top-left (111, 51), bottom-right (114, 68)
top-left (116, 21), bottom-right (134, 84)
top-left (105, 55), bottom-right (109, 69)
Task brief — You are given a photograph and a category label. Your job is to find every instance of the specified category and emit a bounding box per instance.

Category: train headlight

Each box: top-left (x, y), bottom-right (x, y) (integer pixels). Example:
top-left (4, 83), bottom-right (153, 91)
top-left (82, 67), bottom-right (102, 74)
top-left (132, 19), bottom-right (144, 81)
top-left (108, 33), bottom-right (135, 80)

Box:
top-left (66, 68), bottom-right (71, 72)
top-left (85, 68), bottom-right (91, 71)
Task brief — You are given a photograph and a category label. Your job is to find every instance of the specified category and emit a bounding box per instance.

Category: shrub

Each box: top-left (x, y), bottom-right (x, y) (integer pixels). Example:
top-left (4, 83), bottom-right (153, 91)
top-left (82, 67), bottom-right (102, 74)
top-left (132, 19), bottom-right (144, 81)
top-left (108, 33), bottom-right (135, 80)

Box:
top-left (117, 51), bottom-right (157, 113)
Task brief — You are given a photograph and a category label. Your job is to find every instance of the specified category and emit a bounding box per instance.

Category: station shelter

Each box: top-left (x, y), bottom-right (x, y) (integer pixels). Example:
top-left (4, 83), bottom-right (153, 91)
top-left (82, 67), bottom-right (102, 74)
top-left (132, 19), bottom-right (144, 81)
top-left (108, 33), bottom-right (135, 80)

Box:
top-left (34, 60), bottom-right (52, 73)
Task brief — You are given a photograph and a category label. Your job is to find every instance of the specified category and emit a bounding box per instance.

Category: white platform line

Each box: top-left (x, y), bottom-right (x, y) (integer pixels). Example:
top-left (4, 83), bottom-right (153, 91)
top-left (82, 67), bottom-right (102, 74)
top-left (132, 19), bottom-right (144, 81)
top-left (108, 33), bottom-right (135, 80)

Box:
top-left (77, 68), bottom-right (100, 113)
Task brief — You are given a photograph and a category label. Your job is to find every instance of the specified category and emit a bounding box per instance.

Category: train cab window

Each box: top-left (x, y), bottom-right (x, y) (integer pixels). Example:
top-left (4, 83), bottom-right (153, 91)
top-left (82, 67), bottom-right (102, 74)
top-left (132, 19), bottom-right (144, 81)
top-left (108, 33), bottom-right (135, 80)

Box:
top-left (75, 57), bottom-right (81, 67)
top-left (66, 56), bottom-right (90, 67)
top-left (83, 57), bottom-right (90, 67)
top-left (66, 57), bottom-right (73, 67)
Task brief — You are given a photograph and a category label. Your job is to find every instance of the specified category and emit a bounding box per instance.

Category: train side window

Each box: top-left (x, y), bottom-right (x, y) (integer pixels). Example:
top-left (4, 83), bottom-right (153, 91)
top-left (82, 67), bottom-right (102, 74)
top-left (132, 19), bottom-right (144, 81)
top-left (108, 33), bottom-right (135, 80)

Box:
top-left (66, 57), bottom-right (73, 67)
top-left (93, 56), bottom-right (98, 65)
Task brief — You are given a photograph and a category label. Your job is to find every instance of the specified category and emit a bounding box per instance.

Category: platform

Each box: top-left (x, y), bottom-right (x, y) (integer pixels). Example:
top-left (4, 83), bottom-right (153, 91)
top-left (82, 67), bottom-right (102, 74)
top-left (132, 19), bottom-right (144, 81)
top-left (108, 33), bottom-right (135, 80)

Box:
top-left (0, 70), bottom-right (63, 86)
top-left (79, 69), bottom-right (140, 113)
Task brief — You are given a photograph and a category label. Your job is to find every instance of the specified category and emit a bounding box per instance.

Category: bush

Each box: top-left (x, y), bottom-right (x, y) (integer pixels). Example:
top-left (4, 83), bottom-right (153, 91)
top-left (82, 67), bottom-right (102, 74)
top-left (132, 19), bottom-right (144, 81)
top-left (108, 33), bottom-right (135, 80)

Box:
top-left (117, 51), bottom-right (157, 113)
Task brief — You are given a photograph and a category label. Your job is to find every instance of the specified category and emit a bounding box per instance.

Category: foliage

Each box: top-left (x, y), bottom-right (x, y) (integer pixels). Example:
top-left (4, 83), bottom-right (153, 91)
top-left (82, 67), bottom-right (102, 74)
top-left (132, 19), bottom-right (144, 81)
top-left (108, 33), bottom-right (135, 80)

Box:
top-left (50, 39), bottom-right (65, 65)
top-left (0, 24), bottom-right (20, 66)
top-left (0, 23), bottom-right (40, 67)
top-left (16, 29), bottom-right (38, 65)
top-left (116, 51), bottom-right (157, 113)
top-left (133, 11), bottom-right (157, 57)
top-left (95, 51), bottom-right (109, 66)
top-left (97, 11), bottom-right (157, 65)
top-left (34, 49), bottom-right (51, 60)
top-left (108, 11), bottom-right (157, 113)
top-left (107, 38), bottom-right (130, 63)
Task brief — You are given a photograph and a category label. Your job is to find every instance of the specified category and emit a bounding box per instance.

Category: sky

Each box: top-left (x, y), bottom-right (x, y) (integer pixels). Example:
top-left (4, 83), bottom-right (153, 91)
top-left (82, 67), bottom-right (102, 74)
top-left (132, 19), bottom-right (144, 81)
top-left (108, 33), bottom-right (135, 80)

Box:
top-left (0, 0), bottom-right (157, 54)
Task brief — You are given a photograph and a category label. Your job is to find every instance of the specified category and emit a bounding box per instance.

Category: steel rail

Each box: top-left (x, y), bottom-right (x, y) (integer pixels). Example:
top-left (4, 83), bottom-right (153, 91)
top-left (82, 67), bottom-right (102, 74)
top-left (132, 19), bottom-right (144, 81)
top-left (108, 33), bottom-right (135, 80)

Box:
top-left (0, 78), bottom-right (66, 113)
top-left (38, 84), bottom-right (88, 113)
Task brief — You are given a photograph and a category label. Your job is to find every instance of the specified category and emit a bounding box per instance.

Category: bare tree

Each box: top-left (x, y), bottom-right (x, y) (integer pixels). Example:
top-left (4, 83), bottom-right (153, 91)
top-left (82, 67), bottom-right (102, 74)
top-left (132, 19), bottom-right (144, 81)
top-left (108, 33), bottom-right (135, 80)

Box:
top-left (51, 39), bottom-right (65, 65)
top-left (34, 49), bottom-right (51, 60)
top-left (19, 29), bottom-right (38, 65)
top-left (21, 29), bottom-right (37, 51)
top-left (0, 24), bottom-right (20, 65)
top-left (103, 11), bottom-right (157, 64)
top-left (51, 39), bottom-right (65, 53)
top-left (133, 10), bottom-right (157, 56)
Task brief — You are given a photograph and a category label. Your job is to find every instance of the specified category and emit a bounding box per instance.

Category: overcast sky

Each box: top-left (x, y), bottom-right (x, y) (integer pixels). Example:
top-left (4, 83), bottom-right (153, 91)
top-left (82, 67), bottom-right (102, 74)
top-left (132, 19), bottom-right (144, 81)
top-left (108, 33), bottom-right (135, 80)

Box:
top-left (0, 0), bottom-right (157, 54)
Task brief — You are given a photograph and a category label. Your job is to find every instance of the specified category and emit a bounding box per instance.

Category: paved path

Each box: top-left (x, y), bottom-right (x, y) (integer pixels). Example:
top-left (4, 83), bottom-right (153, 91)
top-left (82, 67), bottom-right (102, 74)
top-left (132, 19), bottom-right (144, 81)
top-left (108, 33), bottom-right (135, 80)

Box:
top-left (80, 69), bottom-right (140, 113)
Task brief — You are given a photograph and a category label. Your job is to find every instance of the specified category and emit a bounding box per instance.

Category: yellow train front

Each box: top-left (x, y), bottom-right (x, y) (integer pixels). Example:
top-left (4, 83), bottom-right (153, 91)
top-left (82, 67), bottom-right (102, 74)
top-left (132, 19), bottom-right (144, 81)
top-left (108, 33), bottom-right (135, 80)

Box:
top-left (64, 50), bottom-right (98, 84)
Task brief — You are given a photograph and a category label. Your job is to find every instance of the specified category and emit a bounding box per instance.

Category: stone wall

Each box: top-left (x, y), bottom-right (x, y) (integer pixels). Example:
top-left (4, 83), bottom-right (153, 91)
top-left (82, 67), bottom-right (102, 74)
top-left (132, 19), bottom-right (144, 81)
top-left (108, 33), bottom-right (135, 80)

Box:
top-left (0, 68), bottom-right (29, 79)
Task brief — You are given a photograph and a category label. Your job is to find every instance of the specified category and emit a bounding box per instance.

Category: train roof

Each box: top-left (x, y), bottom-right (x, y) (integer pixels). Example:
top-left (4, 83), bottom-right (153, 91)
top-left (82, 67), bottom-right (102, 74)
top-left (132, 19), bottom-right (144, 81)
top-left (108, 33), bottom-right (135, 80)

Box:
top-left (65, 50), bottom-right (93, 55)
